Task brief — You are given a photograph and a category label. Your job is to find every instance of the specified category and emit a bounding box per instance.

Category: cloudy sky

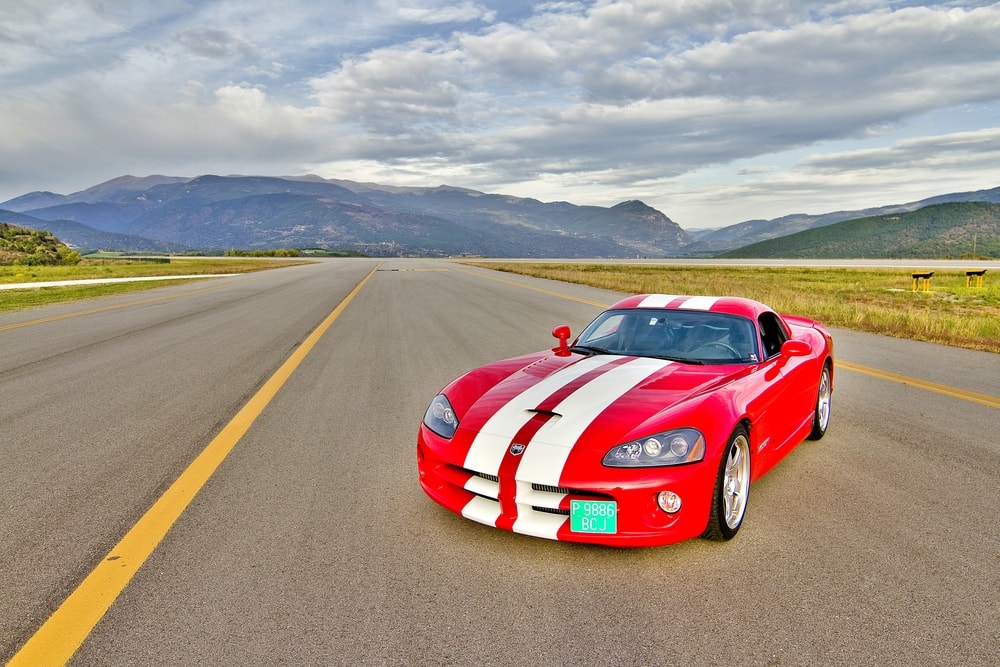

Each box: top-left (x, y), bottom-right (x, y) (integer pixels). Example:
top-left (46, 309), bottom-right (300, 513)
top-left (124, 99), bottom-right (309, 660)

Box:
top-left (2, 0), bottom-right (999, 228)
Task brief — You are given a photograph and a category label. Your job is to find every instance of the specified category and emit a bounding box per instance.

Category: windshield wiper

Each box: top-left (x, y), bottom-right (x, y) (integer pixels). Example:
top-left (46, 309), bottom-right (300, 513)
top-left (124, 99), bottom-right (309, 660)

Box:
top-left (570, 345), bottom-right (614, 356)
top-left (649, 354), bottom-right (704, 365)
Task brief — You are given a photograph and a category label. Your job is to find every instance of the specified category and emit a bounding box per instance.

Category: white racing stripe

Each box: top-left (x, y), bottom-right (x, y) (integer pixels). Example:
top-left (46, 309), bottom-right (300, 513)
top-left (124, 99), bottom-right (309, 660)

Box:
top-left (679, 296), bottom-right (719, 310)
top-left (638, 294), bottom-right (679, 308)
top-left (463, 355), bottom-right (619, 476)
top-left (637, 294), bottom-right (720, 311)
top-left (462, 495), bottom-right (502, 526)
top-left (460, 354), bottom-right (672, 538)
top-left (509, 485), bottom-right (569, 539)
top-left (511, 357), bottom-right (673, 539)
top-left (515, 356), bottom-right (672, 487)
top-left (464, 474), bottom-right (498, 499)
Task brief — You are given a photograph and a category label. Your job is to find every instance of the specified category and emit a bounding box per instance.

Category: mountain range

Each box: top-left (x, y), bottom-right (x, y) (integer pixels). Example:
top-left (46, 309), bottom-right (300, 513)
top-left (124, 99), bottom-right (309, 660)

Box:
top-left (1, 175), bottom-right (998, 258)
top-left (721, 201), bottom-right (1000, 259)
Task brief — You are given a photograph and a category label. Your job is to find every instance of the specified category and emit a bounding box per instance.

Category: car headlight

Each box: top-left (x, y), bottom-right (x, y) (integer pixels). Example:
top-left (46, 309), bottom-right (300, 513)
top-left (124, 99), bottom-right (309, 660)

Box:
top-left (603, 428), bottom-right (706, 467)
top-left (423, 394), bottom-right (459, 439)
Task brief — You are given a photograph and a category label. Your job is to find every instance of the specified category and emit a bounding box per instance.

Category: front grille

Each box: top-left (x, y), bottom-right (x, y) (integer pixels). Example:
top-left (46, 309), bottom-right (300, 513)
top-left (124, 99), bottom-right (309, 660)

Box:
top-left (532, 505), bottom-right (568, 516)
top-left (532, 483), bottom-right (613, 502)
top-left (525, 483), bottom-right (614, 514)
top-left (442, 464), bottom-right (614, 523)
top-left (532, 483), bottom-right (571, 494)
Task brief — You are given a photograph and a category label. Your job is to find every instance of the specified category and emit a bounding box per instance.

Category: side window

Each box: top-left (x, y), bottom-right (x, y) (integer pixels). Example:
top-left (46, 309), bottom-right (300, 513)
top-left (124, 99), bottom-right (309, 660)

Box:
top-left (757, 312), bottom-right (788, 359)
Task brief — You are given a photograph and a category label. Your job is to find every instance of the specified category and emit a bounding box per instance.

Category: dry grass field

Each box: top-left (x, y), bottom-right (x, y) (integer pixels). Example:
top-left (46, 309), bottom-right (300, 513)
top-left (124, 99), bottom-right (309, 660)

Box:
top-left (468, 262), bottom-right (1000, 354)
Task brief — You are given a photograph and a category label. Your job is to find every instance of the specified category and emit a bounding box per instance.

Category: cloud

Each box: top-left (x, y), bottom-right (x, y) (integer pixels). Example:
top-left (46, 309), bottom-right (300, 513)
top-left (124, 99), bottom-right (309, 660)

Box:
top-left (304, 2), bottom-right (1000, 167)
top-left (2, 1), bottom-right (1000, 227)
top-left (174, 28), bottom-right (259, 60)
top-left (392, 1), bottom-right (497, 24)
top-left (800, 127), bottom-right (1000, 174)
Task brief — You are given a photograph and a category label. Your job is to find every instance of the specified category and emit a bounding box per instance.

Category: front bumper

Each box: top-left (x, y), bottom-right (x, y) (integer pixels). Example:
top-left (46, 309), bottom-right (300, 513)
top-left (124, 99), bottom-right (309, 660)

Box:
top-left (417, 426), bottom-right (717, 547)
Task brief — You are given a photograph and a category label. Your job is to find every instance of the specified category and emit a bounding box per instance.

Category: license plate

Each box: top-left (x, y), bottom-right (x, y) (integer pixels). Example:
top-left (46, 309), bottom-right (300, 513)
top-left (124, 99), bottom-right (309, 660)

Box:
top-left (569, 499), bottom-right (617, 534)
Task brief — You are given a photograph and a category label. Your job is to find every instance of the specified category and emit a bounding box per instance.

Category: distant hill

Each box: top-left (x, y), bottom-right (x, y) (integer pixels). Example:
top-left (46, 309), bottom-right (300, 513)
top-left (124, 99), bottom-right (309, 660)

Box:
top-left (682, 185), bottom-right (1000, 255)
top-left (1, 175), bottom-right (189, 211)
top-left (0, 209), bottom-right (189, 254)
top-left (720, 202), bottom-right (1000, 259)
top-left (0, 223), bottom-right (81, 265)
top-left (2, 175), bottom-right (691, 257)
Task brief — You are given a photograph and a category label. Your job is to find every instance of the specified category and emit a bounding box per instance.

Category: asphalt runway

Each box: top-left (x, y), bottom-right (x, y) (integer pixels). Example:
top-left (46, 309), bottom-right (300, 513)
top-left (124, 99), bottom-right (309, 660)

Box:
top-left (1, 258), bottom-right (998, 666)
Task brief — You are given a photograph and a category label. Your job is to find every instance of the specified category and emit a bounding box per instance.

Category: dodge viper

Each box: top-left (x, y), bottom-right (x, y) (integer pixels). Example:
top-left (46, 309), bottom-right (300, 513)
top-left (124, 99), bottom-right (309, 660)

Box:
top-left (417, 294), bottom-right (833, 547)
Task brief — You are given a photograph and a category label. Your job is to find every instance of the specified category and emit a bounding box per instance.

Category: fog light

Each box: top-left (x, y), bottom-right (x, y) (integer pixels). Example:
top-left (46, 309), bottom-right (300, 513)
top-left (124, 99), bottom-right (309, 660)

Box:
top-left (657, 490), bottom-right (682, 514)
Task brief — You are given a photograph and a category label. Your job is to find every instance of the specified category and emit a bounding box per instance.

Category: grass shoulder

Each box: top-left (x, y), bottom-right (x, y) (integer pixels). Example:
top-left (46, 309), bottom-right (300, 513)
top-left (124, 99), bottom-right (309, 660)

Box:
top-left (0, 257), bottom-right (312, 313)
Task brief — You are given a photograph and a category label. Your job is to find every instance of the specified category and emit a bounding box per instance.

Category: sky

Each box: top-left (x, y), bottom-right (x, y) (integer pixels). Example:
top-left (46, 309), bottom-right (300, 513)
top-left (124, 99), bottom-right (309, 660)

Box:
top-left (2, 1), bottom-right (999, 229)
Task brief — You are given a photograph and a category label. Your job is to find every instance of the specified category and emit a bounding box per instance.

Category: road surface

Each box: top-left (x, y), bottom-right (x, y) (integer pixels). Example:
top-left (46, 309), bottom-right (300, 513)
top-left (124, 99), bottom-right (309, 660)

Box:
top-left (2, 259), bottom-right (997, 666)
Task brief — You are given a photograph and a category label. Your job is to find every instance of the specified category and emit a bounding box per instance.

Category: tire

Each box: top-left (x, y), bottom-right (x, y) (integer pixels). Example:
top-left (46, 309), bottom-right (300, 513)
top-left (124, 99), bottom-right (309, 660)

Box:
top-left (702, 426), bottom-right (751, 541)
top-left (807, 362), bottom-right (832, 441)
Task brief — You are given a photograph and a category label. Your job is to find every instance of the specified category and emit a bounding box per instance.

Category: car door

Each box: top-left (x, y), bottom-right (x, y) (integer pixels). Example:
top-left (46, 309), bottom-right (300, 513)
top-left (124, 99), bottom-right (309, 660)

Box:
top-left (745, 312), bottom-right (810, 474)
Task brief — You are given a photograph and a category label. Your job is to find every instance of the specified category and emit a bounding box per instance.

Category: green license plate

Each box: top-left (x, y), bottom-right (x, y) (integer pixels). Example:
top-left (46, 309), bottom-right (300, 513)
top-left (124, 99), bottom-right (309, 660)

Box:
top-left (569, 500), bottom-right (617, 534)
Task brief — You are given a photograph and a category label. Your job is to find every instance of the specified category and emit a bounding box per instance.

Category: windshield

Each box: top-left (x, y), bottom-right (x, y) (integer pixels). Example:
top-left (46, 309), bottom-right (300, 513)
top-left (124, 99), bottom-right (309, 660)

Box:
top-left (574, 308), bottom-right (759, 364)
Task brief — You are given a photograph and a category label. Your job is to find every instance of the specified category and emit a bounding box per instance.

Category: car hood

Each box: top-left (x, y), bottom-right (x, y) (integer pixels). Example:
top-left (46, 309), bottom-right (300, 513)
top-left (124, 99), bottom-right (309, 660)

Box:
top-left (454, 352), bottom-right (749, 465)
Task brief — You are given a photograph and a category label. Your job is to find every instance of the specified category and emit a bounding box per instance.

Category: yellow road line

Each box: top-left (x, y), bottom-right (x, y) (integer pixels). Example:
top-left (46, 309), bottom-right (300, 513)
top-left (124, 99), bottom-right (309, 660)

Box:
top-left (836, 360), bottom-right (1000, 410)
top-left (461, 265), bottom-right (1000, 410)
top-left (7, 265), bottom-right (379, 667)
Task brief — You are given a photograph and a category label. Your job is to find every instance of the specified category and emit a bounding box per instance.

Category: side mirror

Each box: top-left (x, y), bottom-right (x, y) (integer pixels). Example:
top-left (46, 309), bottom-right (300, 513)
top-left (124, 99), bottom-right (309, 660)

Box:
top-left (781, 339), bottom-right (812, 357)
top-left (552, 325), bottom-right (572, 357)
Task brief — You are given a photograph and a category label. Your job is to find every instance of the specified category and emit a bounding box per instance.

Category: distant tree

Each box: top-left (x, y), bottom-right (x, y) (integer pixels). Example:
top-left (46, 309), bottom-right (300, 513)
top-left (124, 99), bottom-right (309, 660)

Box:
top-left (223, 248), bottom-right (302, 257)
top-left (0, 223), bottom-right (83, 265)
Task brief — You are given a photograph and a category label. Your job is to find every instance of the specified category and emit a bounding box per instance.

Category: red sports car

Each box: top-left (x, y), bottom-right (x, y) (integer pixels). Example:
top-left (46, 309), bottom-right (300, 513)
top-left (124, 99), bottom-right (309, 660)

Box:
top-left (417, 294), bottom-right (833, 547)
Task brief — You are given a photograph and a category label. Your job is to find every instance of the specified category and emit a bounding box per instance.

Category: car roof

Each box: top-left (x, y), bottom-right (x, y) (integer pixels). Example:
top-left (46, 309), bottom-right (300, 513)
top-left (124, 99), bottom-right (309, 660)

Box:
top-left (607, 294), bottom-right (771, 320)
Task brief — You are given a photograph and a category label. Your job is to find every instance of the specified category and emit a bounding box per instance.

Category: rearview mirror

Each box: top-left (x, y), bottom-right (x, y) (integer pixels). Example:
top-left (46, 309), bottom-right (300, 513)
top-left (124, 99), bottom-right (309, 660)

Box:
top-left (781, 339), bottom-right (812, 357)
top-left (552, 325), bottom-right (572, 356)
